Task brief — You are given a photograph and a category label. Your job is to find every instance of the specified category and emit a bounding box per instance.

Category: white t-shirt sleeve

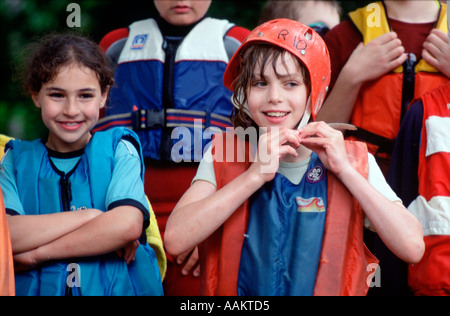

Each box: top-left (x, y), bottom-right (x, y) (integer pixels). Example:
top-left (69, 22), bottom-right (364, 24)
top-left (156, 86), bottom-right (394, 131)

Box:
top-left (191, 146), bottom-right (217, 187)
top-left (364, 153), bottom-right (402, 230)
top-left (366, 153), bottom-right (401, 203)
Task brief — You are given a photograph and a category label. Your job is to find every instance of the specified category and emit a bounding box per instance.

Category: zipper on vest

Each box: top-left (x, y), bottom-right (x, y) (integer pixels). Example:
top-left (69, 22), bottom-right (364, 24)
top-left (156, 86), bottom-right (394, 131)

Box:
top-left (160, 37), bottom-right (183, 160)
top-left (162, 37), bottom-right (182, 109)
top-left (48, 157), bottom-right (82, 296)
top-left (400, 53), bottom-right (418, 122)
top-left (60, 171), bottom-right (74, 296)
top-left (48, 158), bottom-right (81, 212)
top-left (60, 175), bottom-right (72, 213)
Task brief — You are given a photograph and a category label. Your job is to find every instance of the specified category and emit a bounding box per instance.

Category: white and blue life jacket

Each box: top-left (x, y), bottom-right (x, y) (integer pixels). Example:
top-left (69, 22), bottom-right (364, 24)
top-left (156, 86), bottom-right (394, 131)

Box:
top-left (95, 18), bottom-right (236, 162)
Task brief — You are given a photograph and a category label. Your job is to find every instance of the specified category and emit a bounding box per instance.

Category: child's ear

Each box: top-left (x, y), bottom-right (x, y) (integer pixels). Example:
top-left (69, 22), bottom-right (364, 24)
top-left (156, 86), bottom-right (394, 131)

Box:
top-left (31, 93), bottom-right (41, 109)
top-left (100, 86), bottom-right (110, 109)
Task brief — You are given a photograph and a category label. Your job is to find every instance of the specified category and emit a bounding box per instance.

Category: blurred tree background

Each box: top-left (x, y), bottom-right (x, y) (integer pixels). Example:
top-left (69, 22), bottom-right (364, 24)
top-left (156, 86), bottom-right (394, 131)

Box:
top-left (0, 0), bottom-right (370, 140)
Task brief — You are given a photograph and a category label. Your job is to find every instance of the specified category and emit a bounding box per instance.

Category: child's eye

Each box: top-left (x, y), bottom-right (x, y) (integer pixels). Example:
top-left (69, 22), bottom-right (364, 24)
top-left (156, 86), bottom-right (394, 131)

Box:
top-left (286, 81), bottom-right (299, 88)
top-left (49, 93), bottom-right (64, 99)
top-left (252, 80), bottom-right (267, 88)
top-left (79, 93), bottom-right (94, 100)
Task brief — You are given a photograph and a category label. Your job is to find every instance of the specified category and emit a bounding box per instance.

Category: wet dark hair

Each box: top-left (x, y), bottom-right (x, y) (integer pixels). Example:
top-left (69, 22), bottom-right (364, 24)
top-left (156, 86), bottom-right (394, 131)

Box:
top-left (230, 44), bottom-right (311, 129)
top-left (23, 33), bottom-right (114, 95)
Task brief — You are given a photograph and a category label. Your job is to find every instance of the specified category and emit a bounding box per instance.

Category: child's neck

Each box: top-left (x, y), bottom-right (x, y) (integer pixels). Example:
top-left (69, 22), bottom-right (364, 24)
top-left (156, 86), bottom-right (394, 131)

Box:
top-left (156, 13), bottom-right (204, 37)
top-left (45, 133), bottom-right (91, 153)
top-left (384, 0), bottom-right (440, 23)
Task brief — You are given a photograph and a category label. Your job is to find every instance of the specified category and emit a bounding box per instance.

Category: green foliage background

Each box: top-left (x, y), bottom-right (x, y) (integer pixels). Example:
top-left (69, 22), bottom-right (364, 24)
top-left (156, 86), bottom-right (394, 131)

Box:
top-left (0, 0), bottom-right (369, 140)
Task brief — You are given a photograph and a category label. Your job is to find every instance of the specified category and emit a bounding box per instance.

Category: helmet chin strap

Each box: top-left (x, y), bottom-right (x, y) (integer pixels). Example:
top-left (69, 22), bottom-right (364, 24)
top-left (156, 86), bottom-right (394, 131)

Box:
top-left (297, 97), bottom-right (311, 130)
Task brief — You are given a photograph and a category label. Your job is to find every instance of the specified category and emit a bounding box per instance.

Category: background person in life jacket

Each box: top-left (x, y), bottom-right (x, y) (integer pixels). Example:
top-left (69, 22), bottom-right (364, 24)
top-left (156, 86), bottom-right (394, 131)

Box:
top-left (258, 0), bottom-right (342, 38)
top-left (0, 135), bottom-right (15, 296)
top-left (96, 0), bottom-right (250, 296)
top-left (317, 0), bottom-right (449, 174)
top-left (0, 188), bottom-right (14, 296)
top-left (164, 19), bottom-right (425, 296)
top-left (316, 1), bottom-right (449, 296)
top-left (388, 82), bottom-right (450, 296)
top-left (386, 1), bottom-right (450, 296)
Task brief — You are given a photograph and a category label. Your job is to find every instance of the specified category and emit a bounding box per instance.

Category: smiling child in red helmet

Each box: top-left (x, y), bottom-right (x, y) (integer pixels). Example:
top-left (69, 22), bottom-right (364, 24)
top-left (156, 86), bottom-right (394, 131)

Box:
top-left (165, 19), bottom-right (425, 296)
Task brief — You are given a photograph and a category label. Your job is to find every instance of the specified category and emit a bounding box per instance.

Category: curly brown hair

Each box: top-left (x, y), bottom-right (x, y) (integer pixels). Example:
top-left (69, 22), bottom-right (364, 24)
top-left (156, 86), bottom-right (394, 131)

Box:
top-left (230, 44), bottom-right (311, 129)
top-left (22, 33), bottom-right (114, 95)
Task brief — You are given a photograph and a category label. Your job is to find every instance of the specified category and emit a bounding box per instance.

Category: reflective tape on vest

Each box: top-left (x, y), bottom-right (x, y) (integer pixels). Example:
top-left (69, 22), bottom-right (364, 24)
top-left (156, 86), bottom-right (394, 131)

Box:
top-left (425, 116), bottom-right (450, 157)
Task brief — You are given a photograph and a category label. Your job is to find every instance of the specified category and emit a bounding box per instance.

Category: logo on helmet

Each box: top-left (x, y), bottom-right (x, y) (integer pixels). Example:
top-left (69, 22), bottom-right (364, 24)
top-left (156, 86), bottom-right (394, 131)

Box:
top-left (277, 29), bottom-right (308, 56)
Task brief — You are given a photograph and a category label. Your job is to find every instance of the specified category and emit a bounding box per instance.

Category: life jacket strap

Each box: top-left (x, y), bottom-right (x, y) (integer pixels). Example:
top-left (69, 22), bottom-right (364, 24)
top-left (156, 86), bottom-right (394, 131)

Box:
top-left (94, 109), bottom-right (232, 132)
top-left (346, 127), bottom-right (395, 155)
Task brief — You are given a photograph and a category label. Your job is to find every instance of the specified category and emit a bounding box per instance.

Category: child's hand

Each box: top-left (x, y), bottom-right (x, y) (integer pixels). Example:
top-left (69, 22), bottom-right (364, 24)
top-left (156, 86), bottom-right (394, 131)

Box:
top-left (344, 32), bottom-right (406, 84)
top-left (248, 127), bottom-right (300, 183)
top-left (116, 240), bottom-right (140, 265)
top-left (423, 29), bottom-right (450, 78)
top-left (299, 122), bottom-right (351, 177)
top-left (177, 246), bottom-right (200, 278)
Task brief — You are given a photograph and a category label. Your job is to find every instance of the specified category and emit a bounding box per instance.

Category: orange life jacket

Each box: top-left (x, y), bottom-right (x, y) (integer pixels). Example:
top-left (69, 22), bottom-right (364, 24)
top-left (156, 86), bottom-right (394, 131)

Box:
top-left (347, 2), bottom-right (448, 161)
top-left (406, 83), bottom-right (450, 295)
top-left (198, 132), bottom-right (378, 296)
top-left (417, 83), bottom-right (450, 203)
top-left (0, 187), bottom-right (15, 296)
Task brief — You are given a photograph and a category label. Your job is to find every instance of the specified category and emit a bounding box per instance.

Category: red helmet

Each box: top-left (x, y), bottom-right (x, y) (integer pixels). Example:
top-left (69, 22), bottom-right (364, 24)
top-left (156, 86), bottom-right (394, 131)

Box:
top-left (223, 18), bottom-right (331, 121)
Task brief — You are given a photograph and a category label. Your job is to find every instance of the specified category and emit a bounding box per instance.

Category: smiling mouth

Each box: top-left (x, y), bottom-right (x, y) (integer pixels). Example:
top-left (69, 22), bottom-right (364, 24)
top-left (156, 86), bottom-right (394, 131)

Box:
top-left (59, 121), bottom-right (83, 130)
top-left (264, 112), bottom-right (289, 118)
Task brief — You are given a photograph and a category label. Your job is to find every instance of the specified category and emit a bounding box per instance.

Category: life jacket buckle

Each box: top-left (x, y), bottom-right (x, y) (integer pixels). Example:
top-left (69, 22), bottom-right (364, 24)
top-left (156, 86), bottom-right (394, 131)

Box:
top-left (132, 109), bottom-right (166, 130)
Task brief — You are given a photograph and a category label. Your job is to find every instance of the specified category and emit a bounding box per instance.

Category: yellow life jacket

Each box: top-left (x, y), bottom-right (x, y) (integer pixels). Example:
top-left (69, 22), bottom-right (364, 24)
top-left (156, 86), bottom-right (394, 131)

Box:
top-left (0, 135), bottom-right (13, 160)
top-left (349, 1), bottom-right (447, 73)
top-left (347, 2), bottom-right (448, 165)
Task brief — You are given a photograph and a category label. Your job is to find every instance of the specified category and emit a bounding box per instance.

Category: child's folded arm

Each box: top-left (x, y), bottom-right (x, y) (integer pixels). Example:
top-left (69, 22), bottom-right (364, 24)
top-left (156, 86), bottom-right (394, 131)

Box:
top-left (7, 208), bottom-right (102, 254)
top-left (20, 205), bottom-right (144, 266)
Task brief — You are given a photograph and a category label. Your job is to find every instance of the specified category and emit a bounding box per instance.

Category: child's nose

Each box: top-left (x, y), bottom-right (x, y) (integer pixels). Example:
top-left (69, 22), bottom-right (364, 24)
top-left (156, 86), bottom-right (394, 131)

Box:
top-left (267, 86), bottom-right (283, 104)
top-left (63, 98), bottom-right (81, 116)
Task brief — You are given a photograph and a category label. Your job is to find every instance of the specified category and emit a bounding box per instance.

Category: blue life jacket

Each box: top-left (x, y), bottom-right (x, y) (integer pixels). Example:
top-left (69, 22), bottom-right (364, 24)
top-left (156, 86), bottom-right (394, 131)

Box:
top-left (95, 18), bottom-right (235, 162)
top-left (8, 127), bottom-right (163, 296)
top-left (238, 154), bottom-right (327, 296)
